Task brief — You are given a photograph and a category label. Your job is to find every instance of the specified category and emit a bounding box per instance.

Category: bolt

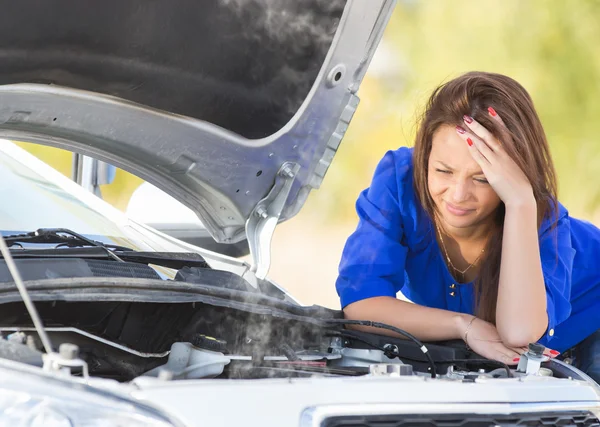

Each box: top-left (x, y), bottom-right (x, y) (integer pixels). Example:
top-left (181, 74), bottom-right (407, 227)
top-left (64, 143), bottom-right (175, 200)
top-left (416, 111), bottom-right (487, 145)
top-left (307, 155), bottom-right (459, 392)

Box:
top-left (383, 343), bottom-right (399, 355)
top-left (59, 343), bottom-right (79, 360)
top-left (256, 207), bottom-right (268, 219)
top-left (281, 165), bottom-right (294, 178)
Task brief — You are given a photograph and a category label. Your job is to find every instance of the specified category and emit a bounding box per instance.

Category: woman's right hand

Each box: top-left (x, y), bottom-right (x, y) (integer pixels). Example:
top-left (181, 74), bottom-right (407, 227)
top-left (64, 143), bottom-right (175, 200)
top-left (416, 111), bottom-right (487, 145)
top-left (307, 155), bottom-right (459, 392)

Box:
top-left (461, 316), bottom-right (525, 365)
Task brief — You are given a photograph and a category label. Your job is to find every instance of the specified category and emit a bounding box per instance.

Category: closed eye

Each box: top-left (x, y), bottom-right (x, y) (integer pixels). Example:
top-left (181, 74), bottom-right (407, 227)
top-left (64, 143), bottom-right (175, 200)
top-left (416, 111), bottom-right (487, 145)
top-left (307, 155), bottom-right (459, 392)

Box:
top-left (474, 177), bottom-right (489, 184)
top-left (435, 168), bottom-right (451, 174)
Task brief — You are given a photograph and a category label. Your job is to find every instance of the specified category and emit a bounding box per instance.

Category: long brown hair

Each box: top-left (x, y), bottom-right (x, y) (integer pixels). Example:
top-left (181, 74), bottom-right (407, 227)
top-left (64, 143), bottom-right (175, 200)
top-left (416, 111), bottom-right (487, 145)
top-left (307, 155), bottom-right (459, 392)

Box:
top-left (412, 71), bottom-right (558, 323)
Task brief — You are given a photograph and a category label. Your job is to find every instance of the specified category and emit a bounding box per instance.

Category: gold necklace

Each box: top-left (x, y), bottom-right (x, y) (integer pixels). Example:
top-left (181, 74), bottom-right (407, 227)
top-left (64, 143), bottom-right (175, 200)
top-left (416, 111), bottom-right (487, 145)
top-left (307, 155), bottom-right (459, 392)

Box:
top-left (436, 223), bottom-right (485, 282)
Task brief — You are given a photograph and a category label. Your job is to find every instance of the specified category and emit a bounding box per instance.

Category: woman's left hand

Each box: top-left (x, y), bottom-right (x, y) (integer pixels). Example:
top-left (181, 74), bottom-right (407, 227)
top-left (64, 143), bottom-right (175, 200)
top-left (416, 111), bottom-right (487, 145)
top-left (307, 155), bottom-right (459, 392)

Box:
top-left (456, 108), bottom-right (535, 207)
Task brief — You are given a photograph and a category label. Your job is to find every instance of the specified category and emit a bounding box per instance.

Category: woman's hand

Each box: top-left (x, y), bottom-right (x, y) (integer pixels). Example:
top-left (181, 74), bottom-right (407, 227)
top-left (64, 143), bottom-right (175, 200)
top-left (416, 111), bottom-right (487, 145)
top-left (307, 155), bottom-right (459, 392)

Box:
top-left (461, 316), bottom-right (526, 365)
top-left (455, 107), bottom-right (535, 208)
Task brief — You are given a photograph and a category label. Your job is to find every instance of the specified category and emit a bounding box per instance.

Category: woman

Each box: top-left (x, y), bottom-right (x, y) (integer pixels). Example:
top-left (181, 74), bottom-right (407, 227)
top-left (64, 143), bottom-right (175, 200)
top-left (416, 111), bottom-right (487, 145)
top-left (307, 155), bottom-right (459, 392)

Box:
top-left (335, 71), bottom-right (600, 381)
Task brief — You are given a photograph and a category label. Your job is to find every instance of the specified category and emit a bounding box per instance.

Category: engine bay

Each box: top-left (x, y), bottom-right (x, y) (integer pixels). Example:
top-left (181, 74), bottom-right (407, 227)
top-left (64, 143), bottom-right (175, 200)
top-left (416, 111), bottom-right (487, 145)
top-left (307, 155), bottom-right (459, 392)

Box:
top-left (0, 299), bottom-right (575, 384)
top-left (0, 246), bottom-right (583, 385)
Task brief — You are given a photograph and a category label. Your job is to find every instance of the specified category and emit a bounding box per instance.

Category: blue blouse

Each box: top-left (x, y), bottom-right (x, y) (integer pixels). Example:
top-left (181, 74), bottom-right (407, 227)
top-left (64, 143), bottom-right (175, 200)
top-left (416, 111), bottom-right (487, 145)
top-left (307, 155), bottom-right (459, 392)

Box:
top-left (335, 146), bottom-right (600, 353)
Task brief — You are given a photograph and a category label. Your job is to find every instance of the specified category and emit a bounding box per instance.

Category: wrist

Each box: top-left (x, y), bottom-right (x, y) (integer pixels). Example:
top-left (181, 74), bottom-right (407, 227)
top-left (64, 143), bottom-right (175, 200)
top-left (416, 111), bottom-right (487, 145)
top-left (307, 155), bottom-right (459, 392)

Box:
top-left (503, 191), bottom-right (536, 211)
top-left (454, 313), bottom-right (475, 340)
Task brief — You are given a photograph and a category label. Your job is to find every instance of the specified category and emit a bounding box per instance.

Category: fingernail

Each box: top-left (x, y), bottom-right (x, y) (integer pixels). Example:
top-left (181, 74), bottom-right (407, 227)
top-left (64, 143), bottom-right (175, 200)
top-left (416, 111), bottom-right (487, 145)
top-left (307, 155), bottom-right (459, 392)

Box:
top-left (463, 115), bottom-right (473, 124)
top-left (488, 106), bottom-right (497, 117)
top-left (550, 350), bottom-right (560, 355)
top-left (513, 357), bottom-right (520, 362)
top-left (467, 138), bottom-right (473, 147)
top-left (456, 125), bottom-right (466, 134)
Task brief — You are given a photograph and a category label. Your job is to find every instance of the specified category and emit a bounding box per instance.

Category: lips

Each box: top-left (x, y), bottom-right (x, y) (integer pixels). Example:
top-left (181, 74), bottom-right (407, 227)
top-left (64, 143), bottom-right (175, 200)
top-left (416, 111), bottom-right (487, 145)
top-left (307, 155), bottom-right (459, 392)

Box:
top-left (444, 201), bottom-right (474, 216)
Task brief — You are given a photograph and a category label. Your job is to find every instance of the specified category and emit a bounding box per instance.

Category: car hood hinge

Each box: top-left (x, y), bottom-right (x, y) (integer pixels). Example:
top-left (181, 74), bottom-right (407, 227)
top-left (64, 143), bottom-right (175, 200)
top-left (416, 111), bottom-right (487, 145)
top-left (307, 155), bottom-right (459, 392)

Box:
top-left (245, 162), bottom-right (300, 279)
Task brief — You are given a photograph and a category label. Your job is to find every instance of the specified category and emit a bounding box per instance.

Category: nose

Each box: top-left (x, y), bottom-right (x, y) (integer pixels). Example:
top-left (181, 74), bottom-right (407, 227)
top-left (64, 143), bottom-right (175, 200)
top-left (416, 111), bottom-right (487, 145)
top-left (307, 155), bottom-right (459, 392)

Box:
top-left (451, 179), bottom-right (471, 203)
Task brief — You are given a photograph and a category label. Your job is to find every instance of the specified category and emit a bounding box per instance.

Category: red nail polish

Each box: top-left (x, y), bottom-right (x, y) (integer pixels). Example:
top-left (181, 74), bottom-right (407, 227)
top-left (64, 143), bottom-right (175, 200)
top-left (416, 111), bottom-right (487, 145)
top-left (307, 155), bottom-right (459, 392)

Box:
top-left (463, 115), bottom-right (473, 124)
top-left (456, 125), bottom-right (466, 134)
top-left (550, 350), bottom-right (560, 355)
top-left (467, 138), bottom-right (473, 146)
top-left (488, 107), bottom-right (497, 117)
top-left (513, 357), bottom-right (520, 362)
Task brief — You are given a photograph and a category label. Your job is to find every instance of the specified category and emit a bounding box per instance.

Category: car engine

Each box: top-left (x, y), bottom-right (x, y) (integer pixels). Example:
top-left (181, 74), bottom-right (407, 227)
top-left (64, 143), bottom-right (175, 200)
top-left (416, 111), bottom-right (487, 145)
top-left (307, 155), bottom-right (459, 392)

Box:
top-left (0, 298), bottom-right (579, 385)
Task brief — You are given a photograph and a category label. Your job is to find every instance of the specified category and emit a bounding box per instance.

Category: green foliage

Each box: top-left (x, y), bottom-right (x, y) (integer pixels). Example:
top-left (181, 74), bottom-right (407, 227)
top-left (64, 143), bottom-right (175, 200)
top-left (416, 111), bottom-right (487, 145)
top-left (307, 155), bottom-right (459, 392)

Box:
top-left (306, 0), bottom-right (600, 225)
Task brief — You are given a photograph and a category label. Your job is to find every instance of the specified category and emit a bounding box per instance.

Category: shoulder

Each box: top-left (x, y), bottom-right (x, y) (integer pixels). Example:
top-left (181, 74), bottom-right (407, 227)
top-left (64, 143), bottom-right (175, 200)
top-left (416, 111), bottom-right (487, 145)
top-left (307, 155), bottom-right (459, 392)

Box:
top-left (539, 202), bottom-right (600, 264)
top-left (371, 146), bottom-right (415, 194)
top-left (369, 146), bottom-right (431, 247)
top-left (539, 202), bottom-right (569, 237)
top-left (389, 145), bottom-right (414, 175)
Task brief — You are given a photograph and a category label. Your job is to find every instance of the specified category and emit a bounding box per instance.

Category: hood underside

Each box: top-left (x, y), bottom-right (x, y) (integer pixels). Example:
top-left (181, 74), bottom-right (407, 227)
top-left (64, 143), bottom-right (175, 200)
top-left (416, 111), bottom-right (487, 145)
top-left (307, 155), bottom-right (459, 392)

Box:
top-left (0, 0), bottom-right (395, 245)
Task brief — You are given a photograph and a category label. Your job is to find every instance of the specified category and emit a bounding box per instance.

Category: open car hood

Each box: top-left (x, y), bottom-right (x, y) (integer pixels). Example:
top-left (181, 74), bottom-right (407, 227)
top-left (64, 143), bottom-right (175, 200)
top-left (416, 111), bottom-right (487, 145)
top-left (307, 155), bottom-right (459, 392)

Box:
top-left (0, 0), bottom-right (395, 276)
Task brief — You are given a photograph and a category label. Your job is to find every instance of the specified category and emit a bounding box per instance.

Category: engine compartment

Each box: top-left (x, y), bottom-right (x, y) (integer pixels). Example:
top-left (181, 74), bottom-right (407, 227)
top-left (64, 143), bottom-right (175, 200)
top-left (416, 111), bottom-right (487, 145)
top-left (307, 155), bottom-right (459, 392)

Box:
top-left (0, 299), bottom-right (575, 384)
top-left (0, 250), bottom-right (583, 384)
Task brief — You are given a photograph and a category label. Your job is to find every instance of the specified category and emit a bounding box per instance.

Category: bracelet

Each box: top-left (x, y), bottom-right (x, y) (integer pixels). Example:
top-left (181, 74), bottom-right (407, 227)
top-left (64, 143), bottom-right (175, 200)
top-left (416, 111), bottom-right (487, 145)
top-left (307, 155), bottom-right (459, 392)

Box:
top-left (463, 316), bottom-right (476, 350)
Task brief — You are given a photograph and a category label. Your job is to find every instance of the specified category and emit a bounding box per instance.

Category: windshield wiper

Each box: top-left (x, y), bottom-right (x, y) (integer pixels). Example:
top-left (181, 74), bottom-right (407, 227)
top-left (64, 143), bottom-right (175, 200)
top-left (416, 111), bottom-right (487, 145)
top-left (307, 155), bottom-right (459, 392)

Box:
top-left (3, 229), bottom-right (211, 270)
top-left (3, 228), bottom-right (131, 262)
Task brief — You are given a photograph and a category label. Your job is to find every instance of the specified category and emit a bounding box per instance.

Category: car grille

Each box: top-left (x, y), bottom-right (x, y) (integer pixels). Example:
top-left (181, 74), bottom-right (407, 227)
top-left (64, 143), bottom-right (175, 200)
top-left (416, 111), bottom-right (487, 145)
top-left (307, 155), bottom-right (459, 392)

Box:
top-left (321, 411), bottom-right (600, 427)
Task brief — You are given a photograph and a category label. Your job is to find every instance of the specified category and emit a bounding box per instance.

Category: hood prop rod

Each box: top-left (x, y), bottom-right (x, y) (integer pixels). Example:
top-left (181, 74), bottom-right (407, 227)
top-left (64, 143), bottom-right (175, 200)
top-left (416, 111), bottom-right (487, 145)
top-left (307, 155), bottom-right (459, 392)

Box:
top-left (0, 235), bottom-right (53, 354)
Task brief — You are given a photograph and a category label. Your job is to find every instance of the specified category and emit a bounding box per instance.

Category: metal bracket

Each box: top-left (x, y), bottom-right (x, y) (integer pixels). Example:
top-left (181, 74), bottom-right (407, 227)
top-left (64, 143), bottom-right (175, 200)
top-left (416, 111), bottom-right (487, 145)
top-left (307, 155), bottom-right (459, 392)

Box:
top-left (246, 162), bottom-right (300, 279)
top-left (516, 343), bottom-right (548, 375)
top-left (43, 343), bottom-right (90, 381)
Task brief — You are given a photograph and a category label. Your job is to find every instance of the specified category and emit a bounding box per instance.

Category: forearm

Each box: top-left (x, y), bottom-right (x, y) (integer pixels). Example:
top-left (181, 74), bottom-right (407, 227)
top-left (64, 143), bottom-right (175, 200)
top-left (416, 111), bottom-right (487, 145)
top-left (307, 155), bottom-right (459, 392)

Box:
top-left (343, 296), bottom-right (473, 342)
top-left (496, 199), bottom-right (548, 346)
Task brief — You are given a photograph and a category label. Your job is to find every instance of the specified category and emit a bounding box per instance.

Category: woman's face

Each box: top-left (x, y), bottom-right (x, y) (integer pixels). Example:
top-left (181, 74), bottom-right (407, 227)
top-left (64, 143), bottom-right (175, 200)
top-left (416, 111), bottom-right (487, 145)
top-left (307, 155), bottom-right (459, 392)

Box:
top-left (427, 124), bottom-right (501, 230)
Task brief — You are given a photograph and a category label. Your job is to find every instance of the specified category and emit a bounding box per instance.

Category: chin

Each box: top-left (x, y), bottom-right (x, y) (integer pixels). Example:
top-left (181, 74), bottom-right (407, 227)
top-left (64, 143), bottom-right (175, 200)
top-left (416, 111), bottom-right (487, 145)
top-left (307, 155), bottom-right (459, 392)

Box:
top-left (435, 206), bottom-right (479, 228)
top-left (440, 214), bottom-right (478, 229)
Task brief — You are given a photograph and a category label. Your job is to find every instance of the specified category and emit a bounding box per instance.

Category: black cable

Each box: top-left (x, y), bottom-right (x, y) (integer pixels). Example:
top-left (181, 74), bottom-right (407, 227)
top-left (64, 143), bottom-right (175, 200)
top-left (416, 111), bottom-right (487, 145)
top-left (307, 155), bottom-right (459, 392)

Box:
top-left (330, 331), bottom-right (513, 379)
top-left (324, 319), bottom-right (437, 378)
top-left (437, 358), bottom-right (513, 378)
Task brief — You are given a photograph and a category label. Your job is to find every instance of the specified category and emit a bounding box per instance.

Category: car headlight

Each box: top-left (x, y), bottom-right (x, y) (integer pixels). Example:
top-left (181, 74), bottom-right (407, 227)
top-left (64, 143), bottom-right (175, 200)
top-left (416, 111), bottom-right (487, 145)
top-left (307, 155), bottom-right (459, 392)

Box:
top-left (0, 360), bottom-right (177, 427)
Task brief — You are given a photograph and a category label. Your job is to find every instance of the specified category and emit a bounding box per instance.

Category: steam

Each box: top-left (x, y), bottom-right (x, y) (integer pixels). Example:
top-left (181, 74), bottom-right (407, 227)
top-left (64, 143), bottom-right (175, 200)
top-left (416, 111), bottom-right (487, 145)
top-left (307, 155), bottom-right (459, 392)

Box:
top-left (219, 0), bottom-right (343, 48)
top-left (218, 0), bottom-right (346, 115)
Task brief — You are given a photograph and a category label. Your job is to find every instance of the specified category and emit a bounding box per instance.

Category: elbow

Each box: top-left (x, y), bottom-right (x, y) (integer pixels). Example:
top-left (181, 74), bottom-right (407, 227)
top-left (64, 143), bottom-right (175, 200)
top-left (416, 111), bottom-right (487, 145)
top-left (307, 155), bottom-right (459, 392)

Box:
top-left (341, 297), bottom-right (402, 337)
top-left (341, 299), bottom-right (373, 332)
top-left (500, 332), bottom-right (541, 349)
top-left (342, 300), bottom-right (366, 321)
top-left (497, 321), bottom-right (547, 348)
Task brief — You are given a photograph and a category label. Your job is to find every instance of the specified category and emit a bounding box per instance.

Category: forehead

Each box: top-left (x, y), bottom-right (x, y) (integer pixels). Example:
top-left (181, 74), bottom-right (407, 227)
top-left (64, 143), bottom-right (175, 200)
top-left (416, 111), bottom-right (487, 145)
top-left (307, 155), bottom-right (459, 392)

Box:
top-left (429, 124), bottom-right (482, 173)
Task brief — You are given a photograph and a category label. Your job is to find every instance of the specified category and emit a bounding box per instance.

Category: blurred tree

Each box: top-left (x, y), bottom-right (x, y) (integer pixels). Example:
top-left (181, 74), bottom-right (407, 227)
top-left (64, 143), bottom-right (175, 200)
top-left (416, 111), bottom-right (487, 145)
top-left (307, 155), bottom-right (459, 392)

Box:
top-left (305, 0), bottom-right (600, 225)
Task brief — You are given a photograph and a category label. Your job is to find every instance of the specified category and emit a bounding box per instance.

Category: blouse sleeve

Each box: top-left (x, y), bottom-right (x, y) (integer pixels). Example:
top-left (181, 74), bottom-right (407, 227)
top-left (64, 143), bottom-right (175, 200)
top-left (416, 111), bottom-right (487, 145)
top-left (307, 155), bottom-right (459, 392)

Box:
top-left (538, 214), bottom-right (575, 343)
top-left (335, 150), bottom-right (410, 308)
